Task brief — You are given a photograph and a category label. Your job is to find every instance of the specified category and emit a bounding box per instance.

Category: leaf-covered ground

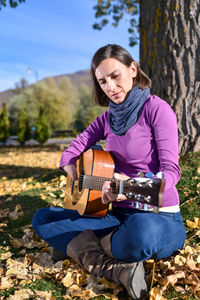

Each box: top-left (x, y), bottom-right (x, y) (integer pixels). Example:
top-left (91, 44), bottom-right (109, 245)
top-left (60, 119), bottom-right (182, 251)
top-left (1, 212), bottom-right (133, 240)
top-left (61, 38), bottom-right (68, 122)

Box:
top-left (0, 146), bottom-right (199, 300)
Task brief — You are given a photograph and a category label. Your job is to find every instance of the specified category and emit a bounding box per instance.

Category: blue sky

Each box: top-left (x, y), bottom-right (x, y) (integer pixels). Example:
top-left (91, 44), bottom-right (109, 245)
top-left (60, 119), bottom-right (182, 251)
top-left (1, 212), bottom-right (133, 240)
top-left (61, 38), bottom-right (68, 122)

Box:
top-left (0, 0), bottom-right (139, 92)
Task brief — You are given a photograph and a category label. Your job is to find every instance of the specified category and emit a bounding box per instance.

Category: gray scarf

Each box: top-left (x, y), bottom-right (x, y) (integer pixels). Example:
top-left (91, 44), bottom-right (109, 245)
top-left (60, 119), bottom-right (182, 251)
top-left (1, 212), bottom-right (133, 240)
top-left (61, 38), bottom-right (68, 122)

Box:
top-left (109, 85), bottom-right (150, 135)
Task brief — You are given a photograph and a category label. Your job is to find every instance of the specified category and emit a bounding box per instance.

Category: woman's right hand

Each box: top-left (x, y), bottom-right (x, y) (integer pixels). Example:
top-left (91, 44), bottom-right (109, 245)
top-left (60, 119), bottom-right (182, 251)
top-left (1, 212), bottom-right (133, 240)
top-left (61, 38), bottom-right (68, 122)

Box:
top-left (63, 165), bottom-right (78, 181)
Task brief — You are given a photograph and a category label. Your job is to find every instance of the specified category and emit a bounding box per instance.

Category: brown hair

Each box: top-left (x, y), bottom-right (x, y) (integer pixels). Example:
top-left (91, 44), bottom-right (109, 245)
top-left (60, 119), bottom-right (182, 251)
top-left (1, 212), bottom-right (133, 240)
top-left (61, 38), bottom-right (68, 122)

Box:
top-left (91, 44), bottom-right (152, 106)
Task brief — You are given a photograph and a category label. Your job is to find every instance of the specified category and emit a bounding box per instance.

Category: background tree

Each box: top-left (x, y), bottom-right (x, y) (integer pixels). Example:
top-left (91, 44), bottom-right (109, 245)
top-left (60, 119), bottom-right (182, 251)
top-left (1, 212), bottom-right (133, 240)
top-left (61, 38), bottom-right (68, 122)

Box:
top-left (8, 77), bottom-right (78, 134)
top-left (0, 102), bottom-right (10, 144)
top-left (0, 0), bottom-right (25, 9)
top-left (14, 78), bottom-right (29, 95)
top-left (73, 85), bottom-right (105, 132)
top-left (93, 0), bottom-right (139, 47)
top-left (93, 0), bottom-right (200, 156)
top-left (35, 106), bottom-right (50, 144)
top-left (17, 107), bottom-right (31, 146)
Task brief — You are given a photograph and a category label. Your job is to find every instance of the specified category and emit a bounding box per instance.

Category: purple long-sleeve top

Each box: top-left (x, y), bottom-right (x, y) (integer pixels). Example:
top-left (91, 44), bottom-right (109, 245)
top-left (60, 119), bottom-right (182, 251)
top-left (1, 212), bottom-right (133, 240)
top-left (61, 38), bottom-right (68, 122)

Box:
top-left (60, 95), bottom-right (180, 207)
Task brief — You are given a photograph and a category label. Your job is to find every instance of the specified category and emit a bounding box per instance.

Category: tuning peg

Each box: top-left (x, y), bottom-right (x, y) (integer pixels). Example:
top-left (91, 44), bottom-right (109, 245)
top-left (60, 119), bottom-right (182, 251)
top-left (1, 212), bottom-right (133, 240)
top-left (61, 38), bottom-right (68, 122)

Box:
top-left (126, 192), bottom-right (133, 199)
top-left (128, 178), bottom-right (136, 185)
top-left (135, 202), bottom-right (139, 208)
top-left (131, 201), bottom-right (137, 208)
top-left (156, 171), bottom-right (164, 179)
top-left (137, 172), bottom-right (145, 177)
top-left (143, 204), bottom-right (148, 211)
top-left (145, 172), bottom-right (154, 178)
top-left (136, 194), bottom-right (142, 201)
top-left (145, 196), bottom-right (152, 203)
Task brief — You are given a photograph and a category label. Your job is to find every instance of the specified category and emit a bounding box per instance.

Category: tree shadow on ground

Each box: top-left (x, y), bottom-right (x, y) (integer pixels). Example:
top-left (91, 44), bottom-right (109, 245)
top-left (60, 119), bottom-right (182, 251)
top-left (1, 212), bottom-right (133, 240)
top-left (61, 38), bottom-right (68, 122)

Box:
top-left (0, 164), bottom-right (65, 181)
top-left (0, 144), bottom-right (66, 154)
top-left (0, 190), bottom-right (51, 245)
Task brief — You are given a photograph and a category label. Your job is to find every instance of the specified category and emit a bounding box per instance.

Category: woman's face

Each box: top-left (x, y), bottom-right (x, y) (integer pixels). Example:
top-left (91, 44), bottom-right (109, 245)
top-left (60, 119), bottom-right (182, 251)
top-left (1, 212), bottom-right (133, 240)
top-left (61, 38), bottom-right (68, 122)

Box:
top-left (95, 58), bottom-right (137, 104)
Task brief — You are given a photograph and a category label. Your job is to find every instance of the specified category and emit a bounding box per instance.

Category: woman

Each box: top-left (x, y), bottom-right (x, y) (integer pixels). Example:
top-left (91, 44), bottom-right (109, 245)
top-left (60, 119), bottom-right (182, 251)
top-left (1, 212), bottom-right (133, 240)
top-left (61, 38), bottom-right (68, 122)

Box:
top-left (32, 44), bottom-right (186, 299)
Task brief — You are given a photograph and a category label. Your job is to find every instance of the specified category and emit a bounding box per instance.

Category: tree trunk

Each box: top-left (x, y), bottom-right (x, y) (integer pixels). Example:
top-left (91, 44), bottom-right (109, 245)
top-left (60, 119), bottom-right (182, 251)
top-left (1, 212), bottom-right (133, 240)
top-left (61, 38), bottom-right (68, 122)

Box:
top-left (139, 0), bottom-right (200, 156)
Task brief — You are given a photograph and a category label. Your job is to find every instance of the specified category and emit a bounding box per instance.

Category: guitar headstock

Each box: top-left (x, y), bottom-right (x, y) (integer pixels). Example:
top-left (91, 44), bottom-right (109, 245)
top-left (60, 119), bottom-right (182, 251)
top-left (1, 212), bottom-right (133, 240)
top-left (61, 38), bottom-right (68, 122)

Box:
top-left (123, 172), bottom-right (165, 207)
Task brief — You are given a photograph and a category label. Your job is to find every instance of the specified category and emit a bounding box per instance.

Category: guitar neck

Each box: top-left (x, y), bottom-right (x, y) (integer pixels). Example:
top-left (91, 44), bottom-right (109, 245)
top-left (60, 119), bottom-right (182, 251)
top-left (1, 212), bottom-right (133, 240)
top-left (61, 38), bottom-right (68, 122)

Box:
top-left (80, 174), bottom-right (165, 207)
top-left (81, 174), bottom-right (120, 193)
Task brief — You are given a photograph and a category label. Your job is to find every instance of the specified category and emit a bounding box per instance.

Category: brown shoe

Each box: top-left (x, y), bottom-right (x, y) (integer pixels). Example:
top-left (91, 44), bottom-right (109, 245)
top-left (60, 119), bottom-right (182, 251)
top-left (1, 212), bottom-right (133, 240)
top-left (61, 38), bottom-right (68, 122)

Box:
top-left (67, 229), bottom-right (147, 299)
top-left (50, 246), bottom-right (69, 262)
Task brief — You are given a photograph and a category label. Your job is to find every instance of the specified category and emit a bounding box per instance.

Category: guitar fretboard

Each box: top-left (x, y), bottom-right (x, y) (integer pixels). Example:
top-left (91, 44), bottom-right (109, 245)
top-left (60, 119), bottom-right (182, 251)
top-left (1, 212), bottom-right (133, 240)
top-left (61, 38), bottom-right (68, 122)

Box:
top-left (81, 175), bottom-right (120, 193)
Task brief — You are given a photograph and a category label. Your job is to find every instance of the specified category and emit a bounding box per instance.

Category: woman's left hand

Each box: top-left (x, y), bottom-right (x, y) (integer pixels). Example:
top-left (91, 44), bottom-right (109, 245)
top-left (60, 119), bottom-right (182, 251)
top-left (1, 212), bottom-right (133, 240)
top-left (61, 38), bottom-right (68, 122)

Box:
top-left (101, 173), bottom-right (129, 204)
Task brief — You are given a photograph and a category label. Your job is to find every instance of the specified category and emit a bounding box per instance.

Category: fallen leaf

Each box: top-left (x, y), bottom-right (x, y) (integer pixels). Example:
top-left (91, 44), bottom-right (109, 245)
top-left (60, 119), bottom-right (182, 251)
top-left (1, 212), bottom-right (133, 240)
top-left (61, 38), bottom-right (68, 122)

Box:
top-left (186, 255), bottom-right (200, 272)
top-left (35, 289), bottom-right (54, 300)
top-left (184, 245), bottom-right (193, 255)
top-left (174, 254), bottom-right (186, 266)
top-left (0, 277), bottom-right (13, 290)
top-left (194, 217), bottom-right (200, 227)
top-left (186, 220), bottom-right (197, 229)
top-left (62, 271), bottom-right (74, 287)
top-left (0, 208), bottom-right (10, 218)
top-left (10, 237), bottom-right (24, 249)
top-left (6, 258), bottom-right (28, 279)
top-left (149, 287), bottom-right (166, 300)
top-left (159, 271), bottom-right (185, 291)
top-left (0, 251), bottom-right (12, 260)
top-left (8, 288), bottom-right (34, 299)
top-left (185, 273), bottom-right (200, 285)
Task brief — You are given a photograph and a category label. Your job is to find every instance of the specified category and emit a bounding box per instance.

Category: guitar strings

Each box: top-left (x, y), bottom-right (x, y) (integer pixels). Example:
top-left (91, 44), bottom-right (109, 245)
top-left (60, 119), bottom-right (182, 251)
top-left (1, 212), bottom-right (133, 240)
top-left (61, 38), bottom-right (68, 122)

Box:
top-left (79, 175), bottom-right (153, 188)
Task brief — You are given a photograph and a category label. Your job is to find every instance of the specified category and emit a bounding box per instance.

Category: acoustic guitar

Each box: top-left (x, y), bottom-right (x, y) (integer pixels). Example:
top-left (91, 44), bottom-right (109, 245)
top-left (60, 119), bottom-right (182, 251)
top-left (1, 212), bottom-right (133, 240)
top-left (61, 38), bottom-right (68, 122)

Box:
top-left (64, 148), bottom-right (166, 218)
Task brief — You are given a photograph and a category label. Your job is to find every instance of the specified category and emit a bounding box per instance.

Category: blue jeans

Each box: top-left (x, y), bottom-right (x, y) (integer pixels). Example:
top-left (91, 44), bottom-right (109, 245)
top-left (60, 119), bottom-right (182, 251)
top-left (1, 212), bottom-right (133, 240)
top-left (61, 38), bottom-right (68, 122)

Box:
top-left (32, 206), bottom-right (186, 262)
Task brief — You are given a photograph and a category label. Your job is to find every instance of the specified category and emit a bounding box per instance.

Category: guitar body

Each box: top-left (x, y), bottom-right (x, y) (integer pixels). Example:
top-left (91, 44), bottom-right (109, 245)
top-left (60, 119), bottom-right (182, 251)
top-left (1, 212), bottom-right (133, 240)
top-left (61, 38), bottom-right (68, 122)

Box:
top-left (64, 148), bottom-right (115, 217)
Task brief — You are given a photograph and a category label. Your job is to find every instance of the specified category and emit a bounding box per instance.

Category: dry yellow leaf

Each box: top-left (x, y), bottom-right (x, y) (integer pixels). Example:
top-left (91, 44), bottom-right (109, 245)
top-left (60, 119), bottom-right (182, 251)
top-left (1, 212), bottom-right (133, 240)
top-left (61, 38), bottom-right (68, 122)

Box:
top-left (159, 271), bottom-right (185, 290)
top-left (194, 217), bottom-right (200, 227)
top-left (60, 191), bottom-right (65, 198)
top-left (9, 210), bottom-right (24, 220)
top-left (0, 208), bottom-right (10, 218)
top-left (197, 255), bottom-right (200, 264)
top-left (14, 204), bottom-right (22, 212)
top-left (5, 196), bottom-right (13, 202)
top-left (6, 258), bottom-right (28, 279)
top-left (34, 289), bottom-right (53, 299)
top-left (10, 238), bottom-right (24, 249)
top-left (186, 273), bottom-right (200, 285)
top-left (77, 271), bottom-right (88, 286)
top-left (186, 220), bottom-right (198, 229)
top-left (174, 285), bottom-right (186, 293)
top-left (0, 222), bottom-right (7, 228)
top-left (18, 279), bottom-right (33, 287)
top-left (0, 251), bottom-right (12, 260)
top-left (8, 288), bottom-right (34, 299)
top-left (149, 287), bottom-right (166, 300)
top-left (62, 259), bottom-right (71, 270)
top-left (0, 277), bottom-right (13, 290)
top-left (40, 193), bottom-right (47, 200)
top-left (186, 255), bottom-right (200, 271)
top-left (62, 272), bottom-right (75, 287)
top-left (174, 254), bottom-right (186, 266)
top-left (184, 245), bottom-right (193, 255)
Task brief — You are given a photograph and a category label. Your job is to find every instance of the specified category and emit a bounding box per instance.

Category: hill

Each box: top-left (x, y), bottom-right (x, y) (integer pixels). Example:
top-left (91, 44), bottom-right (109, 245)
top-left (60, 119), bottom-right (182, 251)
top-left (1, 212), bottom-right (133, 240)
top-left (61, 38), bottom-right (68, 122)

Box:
top-left (0, 69), bottom-right (91, 108)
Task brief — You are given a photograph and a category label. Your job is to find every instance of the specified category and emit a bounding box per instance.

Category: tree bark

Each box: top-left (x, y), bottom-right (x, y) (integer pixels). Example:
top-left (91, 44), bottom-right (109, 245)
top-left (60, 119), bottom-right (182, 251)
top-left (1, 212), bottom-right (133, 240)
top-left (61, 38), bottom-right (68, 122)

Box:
top-left (140, 0), bottom-right (200, 156)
